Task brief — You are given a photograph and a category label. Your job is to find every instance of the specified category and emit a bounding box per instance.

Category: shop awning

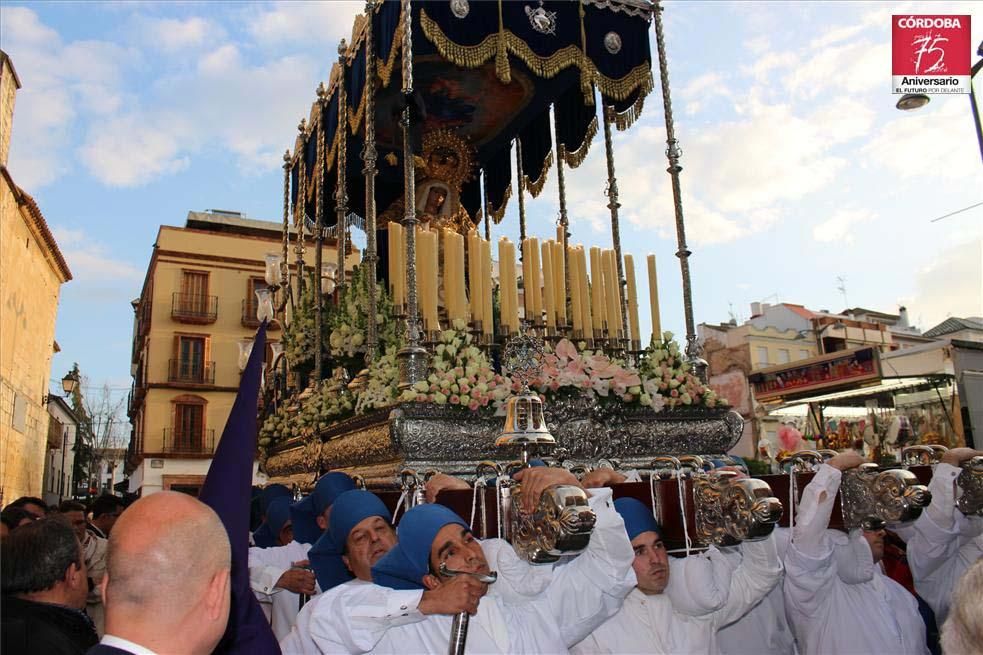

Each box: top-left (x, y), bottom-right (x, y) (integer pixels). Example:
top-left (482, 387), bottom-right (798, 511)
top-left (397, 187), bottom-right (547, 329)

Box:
top-left (768, 374), bottom-right (953, 410)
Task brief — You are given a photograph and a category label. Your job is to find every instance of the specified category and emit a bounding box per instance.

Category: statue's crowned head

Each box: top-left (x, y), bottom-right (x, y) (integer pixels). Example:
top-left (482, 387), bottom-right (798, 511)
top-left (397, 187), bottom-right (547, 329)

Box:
top-left (420, 129), bottom-right (475, 194)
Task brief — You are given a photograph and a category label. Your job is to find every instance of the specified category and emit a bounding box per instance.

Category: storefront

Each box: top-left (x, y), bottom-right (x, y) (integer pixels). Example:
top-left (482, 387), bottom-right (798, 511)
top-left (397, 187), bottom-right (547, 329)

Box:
top-left (749, 345), bottom-right (966, 462)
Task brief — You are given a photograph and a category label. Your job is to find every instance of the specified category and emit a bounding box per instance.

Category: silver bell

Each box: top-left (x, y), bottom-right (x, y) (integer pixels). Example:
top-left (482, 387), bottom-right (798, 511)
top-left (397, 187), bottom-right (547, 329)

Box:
top-left (495, 392), bottom-right (555, 448)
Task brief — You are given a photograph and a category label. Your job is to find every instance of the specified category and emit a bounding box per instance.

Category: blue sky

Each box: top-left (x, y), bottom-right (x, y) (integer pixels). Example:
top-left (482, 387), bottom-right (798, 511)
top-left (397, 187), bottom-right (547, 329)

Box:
top-left (2, 0), bottom-right (980, 399)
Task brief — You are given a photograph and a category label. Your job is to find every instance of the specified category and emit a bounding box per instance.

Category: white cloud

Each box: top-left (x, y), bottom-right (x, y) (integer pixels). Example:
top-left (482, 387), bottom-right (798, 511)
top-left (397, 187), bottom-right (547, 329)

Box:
top-left (680, 72), bottom-right (728, 115)
top-left (78, 113), bottom-right (193, 187)
top-left (908, 238), bottom-right (983, 331)
top-left (51, 226), bottom-right (143, 282)
top-left (244, 1), bottom-right (362, 46)
top-left (131, 16), bottom-right (218, 53)
top-left (812, 209), bottom-right (876, 243)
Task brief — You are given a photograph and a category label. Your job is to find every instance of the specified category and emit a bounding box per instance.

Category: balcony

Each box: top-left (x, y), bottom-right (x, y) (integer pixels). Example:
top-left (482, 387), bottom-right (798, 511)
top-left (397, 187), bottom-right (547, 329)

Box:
top-left (162, 428), bottom-right (216, 455)
top-left (171, 293), bottom-right (218, 324)
top-left (168, 359), bottom-right (216, 385)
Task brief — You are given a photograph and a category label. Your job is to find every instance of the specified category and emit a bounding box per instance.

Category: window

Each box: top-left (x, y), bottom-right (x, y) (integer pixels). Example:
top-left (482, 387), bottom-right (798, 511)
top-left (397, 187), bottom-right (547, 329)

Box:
top-left (777, 349), bottom-right (790, 364)
top-left (799, 349), bottom-right (811, 360)
top-left (174, 402), bottom-right (204, 450)
top-left (756, 346), bottom-right (769, 367)
top-left (181, 270), bottom-right (209, 302)
top-left (175, 335), bottom-right (206, 382)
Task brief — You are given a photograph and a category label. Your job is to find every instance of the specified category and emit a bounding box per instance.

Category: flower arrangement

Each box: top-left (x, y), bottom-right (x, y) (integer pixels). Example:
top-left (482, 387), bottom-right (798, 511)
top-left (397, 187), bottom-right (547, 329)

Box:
top-left (532, 338), bottom-right (644, 404)
top-left (258, 379), bottom-right (355, 452)
top-left (328, 264), bottom-right (399, 361)
top-left (636, 332), bottom-right (725, 409)
top-left (282, 275), bottom-right (318, 369)
top-left (398, 319), bottom-right (511, 410)
top-left (355, 346), bottom-right (401, 414)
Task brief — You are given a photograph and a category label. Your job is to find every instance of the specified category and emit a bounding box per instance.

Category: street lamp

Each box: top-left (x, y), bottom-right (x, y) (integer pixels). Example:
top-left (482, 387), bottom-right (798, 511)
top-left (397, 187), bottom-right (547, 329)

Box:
top-left (895, 93), bottom-right (930, 111)
top-left (53, 371), bottom-right (80, 502)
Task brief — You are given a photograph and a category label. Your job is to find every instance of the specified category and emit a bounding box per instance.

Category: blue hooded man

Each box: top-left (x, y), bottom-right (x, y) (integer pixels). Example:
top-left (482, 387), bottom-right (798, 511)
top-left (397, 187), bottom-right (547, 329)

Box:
top-left (248, 472), bottom-right (355, 642)
top-left (571, 496), bottom-right (782, 654)
top-left (279, 489), bottom-right (396, 653)
top-left (301, 467), bottom-right (636, 654)
top-left (252, 484), bottom-right (294, 549)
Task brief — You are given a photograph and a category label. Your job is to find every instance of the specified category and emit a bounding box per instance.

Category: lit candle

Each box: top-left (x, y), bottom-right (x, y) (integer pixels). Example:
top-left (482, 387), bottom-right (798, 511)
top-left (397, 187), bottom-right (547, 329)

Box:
top-left (469, 231), bottom-right (481, 327)
top-left (481, 239), bottom-right (493, 336)
top-left (568, 245), bottom-right (583, 335)
top-left (589, 247), bottom-right (606, 334)
top-left (454, 232), bottom-right (468, 323)
top-left (529, 238), bottom-right (541, 323)
top-left (541, 242), bottom-right (555, 328)
top-left (521, 239), bottom-right (532, 319)
top-left (647, 254), bottom-right (661, 344)
top-left (625, 254), bottom-right (640, 346)
top-left (577, 248), bottom-right (592, 336)
top-left (551, 240), bottom-right (567, 325)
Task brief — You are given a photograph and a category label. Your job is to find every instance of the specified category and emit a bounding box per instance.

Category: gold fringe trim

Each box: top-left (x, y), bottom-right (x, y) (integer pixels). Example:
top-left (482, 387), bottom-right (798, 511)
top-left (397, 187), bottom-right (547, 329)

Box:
top-left (613, 93), bottom-right (645, 131)
top-left (489, 182), bottom-right (512, 224)
top-left (523, 148), bottom-right (552, 198)
top-left (562, 115), bottom-right (597, 168)
top-left (596, 64), bottom-right (654, 103)
top-left (495, 0), bottom-right (511, 84)
top-left (376, 3), bottom-right (405, 90)
top-left (421, 9), bottom-right (500, 70)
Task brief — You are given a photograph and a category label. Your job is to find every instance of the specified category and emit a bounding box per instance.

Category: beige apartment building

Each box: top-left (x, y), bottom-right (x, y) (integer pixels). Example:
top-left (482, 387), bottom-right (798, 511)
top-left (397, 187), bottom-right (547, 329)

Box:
top-left (0, 50), bottom-right (73, 506)
top-left (126, 210), bottom-right (351, 496)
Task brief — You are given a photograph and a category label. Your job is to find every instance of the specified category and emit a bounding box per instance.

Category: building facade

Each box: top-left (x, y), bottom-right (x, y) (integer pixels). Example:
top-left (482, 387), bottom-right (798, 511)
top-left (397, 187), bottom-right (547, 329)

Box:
top-left (126, 210), bottom-right (349, 496)
top-left (41, 396), bottom-right (79, 506)
top-left (0, 50), bottom-right (73, 506)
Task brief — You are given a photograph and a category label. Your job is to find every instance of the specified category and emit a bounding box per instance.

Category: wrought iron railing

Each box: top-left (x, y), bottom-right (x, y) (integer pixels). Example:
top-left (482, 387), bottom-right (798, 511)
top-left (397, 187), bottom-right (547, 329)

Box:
top-left (171, 293), bottom-right (218, 323)
top-left (162, 428), bottom-right (216, 455)
top-left (167, 359), bottom-right (215, 385)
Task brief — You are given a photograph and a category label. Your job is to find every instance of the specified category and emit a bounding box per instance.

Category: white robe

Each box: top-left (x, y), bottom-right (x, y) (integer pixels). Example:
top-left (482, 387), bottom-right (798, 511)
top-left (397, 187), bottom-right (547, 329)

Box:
top-left (249, 540), bottom-right (319, 642)
top-left (905, 461), bottom-right (983, 626)
top-left (281, 588), bottom-right (337, 655)
top-left (306, 487), bottom-right (635, 654)
top-left (718, 528), bottom-right (797, 655)
top-left (783, 464), bottom-right (928, 655)
top-left (571, 534), bottom-right (782, 654)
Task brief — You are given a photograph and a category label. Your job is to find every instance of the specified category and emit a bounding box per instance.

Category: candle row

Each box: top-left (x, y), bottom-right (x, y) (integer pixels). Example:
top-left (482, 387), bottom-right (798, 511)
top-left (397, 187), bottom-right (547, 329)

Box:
top-left (387, 225), bottom-right (663, 345)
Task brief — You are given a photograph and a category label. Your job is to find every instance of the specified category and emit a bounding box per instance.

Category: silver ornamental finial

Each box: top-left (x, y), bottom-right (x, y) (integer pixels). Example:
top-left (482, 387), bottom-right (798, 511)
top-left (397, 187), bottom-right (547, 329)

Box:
top-left (502, 329), bottom-right (545, 394)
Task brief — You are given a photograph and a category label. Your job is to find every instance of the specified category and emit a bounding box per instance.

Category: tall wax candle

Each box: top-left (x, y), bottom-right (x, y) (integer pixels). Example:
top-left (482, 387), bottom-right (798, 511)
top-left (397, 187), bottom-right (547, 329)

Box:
top-left (551, 240), bottom-right (567, 324)
top-left (529, 238), bottom-right (542, 323)
top-left (647, 254), bottom-right (662, 342)
top-left (498, 238), bottom-right (512, 333)
top-left (481, 239), bottom-right (493, 336)
top-left (577, 248), bottom-right (593, 336)
top-left (625, 254), bottom-right (640, 345)
top-left (568, 245), bottom-right (583, 334)
top-left (454, 233), bottom-right (468, 323)
top-left (589, 247), bottom-right (606, 333)
top-left (541, 242), bottom-right (556, 327)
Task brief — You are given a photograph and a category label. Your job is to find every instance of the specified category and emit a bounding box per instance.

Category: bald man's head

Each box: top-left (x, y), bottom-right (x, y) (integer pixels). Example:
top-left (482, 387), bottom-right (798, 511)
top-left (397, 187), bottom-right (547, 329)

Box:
top-left (105, 492), bottom-right (230, 628)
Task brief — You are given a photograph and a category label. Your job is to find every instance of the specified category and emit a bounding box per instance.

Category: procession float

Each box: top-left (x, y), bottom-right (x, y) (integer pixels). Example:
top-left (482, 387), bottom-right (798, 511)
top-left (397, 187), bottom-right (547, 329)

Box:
top-left (251, 0), bottom-right (981, 553)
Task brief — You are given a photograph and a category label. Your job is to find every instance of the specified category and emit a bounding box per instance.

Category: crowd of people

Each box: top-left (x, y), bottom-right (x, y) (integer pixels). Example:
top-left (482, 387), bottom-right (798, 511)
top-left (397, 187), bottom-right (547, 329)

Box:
top-left (2, 448), bottom-right (981, 654)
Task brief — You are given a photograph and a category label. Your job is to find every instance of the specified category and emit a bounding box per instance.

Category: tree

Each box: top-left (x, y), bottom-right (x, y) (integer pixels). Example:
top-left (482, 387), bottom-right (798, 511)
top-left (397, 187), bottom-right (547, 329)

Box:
top-left (66, 364), bottom-right (128, 497)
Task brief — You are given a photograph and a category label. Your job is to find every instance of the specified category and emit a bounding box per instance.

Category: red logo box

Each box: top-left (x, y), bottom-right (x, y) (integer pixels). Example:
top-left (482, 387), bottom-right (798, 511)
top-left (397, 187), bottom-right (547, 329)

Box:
top-left (892, 15), bottom-right (971, 94)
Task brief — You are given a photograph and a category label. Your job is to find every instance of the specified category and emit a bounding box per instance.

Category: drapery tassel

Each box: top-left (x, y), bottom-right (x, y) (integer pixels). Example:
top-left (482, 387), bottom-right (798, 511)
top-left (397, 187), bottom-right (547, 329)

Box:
top-left (523, 149), bottom-right (553, 198)
top-left (562, 116), bottom-right (598, 168)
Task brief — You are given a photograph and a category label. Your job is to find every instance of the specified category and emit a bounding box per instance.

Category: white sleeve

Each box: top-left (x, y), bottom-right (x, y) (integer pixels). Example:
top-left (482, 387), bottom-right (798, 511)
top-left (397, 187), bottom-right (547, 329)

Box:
top-left (783, 465), bottom-right (841, 618)
top-left (908, 463), bottom-right (962, 580)
top-left (544, 487), bottom-right (638, 647)
top-left (665, 547), bottom-right (734, 617)
top-left (249, 544), bottom-right (299, 596)
top-left (308, 583), bottom-right (427, 654)
top-left (714, 534), bottom-right (782, 628)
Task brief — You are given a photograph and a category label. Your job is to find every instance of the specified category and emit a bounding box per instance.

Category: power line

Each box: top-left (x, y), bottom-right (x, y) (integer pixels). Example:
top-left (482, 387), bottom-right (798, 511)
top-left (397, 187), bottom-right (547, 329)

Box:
top-left (929, 201), bottom-right (983, 223)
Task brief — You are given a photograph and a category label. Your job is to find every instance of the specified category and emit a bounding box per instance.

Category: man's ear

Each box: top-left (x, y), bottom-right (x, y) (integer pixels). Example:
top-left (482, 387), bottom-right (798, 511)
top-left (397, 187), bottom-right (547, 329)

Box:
top-left (65, 562), bottom-right (82, 588)
top-left (206, 568), bottom-right (231, 620)
top-left (422, 574), bottom-right (441, 591)
top-left (341, 554), bottom-right (353, 574)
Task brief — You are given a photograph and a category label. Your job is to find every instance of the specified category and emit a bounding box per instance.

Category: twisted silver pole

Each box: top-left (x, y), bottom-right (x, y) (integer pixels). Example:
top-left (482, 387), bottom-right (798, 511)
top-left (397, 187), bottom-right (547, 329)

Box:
top-left (515, 139), bottom-right (527, 246)
top-left (363, 2), bottom-right (379, 363)
top-left (552, 110), bottom-right (571, 318)
top-left (281, 150), bottom-right (292, 397)
top-left (296, 119), bottom-right (308, 300)
top-left (653, 1), bottom-right (706, 381)
top-left (315, 83), bottom-right (328, 381)
top-left (336, 41), bottom-right (349, 297)
top-left (396, 0), bottom-right (428, 387)
top-left (602, 105), bottom-right (628, 341)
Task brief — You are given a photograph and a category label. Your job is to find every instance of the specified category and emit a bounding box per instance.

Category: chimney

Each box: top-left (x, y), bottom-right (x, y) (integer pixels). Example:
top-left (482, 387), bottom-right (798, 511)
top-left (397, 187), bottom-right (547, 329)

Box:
top-left (761, 303), bottom-right (771, 312)
top-left (0, 51), bottom-right (22, 168)
top-left (897, 306), bottom-right (910, 329)
top-left (750, 302), bottom-right (762, 316)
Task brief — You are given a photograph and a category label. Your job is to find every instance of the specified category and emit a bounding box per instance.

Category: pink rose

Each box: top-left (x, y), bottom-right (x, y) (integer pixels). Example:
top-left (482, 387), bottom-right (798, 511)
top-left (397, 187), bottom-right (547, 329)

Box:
top-left (468, 400), bottom-right (479, 411)
top-left (450, 395), bottom-right (460, 405)
top-left (556, 338), bottom-right (578, 361)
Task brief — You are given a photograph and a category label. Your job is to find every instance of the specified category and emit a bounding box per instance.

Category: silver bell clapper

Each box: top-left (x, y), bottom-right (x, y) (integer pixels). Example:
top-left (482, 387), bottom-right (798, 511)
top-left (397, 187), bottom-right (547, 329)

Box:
top-left (439, 564), bottom-right (498, 655)
top-left (496, 329), bottom-right (596, 563)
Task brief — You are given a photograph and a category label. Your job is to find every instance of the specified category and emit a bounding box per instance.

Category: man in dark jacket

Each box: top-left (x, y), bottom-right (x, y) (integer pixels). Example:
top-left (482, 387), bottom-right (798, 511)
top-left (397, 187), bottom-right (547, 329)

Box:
top-left (1, 516), bottom-right (98, 655)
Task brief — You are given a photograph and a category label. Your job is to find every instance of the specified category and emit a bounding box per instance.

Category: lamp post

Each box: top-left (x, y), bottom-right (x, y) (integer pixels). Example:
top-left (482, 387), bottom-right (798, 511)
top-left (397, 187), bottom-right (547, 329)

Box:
top-left (56, 372), bottom-right (80, 503)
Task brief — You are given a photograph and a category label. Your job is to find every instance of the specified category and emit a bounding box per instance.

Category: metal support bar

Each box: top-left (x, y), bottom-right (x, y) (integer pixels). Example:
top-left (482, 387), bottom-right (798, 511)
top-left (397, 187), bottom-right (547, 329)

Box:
top-left (515, 139), bottom-right (527, 248)
top-left (552, 111), bottom-right (571, 316)
top-left (314, 84), bottom-right (327, 382)
top-left (364, 2), bottom-right (379, 363)
top-left (296, 121), bottom-right (308, 301)
top-left (396, 0), bottom-right (428, 387)
top-left (653, 1), bottom-right (706, 381)
top-left (602, 104), bottom-right (629, 340)
top-left (336, 41), bottom-right (350, 297)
